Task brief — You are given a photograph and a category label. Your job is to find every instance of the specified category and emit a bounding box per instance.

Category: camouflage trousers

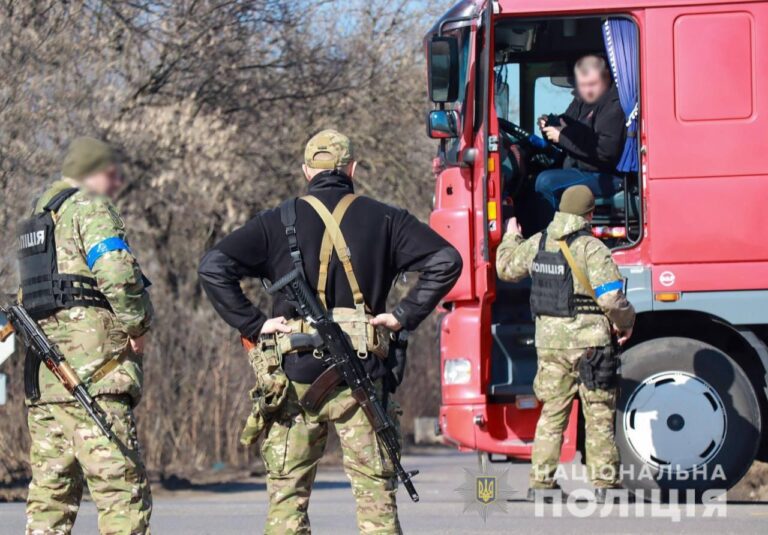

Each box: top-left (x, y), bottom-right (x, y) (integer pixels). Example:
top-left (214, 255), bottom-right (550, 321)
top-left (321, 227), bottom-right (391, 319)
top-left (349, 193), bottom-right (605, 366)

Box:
top-left (26, 397), bottom-right (152, 535)
top-left (261, 381), bottom-right (402, 535)
top-left (530, 348), bottom-right (619, 489)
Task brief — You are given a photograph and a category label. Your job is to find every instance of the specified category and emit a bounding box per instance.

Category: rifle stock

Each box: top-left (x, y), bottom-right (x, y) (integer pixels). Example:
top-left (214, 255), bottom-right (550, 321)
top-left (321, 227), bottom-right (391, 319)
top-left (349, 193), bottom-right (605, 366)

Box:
top-left (0, 322), bottom-right (13, 342)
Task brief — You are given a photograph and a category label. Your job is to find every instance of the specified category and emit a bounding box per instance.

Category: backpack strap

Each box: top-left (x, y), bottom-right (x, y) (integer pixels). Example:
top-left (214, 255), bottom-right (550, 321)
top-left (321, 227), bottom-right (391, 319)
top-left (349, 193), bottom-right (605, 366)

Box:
top-left (301, 195), bottom-right (365, 310)
top-left (280, 198), bottom-right (305, 278)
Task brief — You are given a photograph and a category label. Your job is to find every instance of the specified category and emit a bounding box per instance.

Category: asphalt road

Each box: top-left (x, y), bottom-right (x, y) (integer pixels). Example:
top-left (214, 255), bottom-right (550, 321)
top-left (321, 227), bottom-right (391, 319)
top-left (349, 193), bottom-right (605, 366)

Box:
top-left (1, 450), bottom-right (767, 534)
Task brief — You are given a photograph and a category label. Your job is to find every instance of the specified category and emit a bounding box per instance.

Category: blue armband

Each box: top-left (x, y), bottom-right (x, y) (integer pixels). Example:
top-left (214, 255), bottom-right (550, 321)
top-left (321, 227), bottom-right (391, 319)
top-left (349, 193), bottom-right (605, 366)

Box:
top-left (86, 237), bottom-right (132, 270)
top-left (594, 280), bottom-right (624, 298)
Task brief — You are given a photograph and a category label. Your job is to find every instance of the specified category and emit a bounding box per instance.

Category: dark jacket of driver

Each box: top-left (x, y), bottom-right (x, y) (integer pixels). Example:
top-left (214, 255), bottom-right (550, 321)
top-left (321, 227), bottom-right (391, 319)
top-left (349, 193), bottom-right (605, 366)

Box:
top-left (559, 84), bottom-right (626, 174)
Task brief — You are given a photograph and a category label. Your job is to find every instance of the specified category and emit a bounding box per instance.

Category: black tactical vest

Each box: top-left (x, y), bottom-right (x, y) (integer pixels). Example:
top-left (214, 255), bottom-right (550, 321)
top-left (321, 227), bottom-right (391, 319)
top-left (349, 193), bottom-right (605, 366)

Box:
top-left (17, 188), bottom-right (111, 320)
top-left (529, 230), bottom-right (602, 318)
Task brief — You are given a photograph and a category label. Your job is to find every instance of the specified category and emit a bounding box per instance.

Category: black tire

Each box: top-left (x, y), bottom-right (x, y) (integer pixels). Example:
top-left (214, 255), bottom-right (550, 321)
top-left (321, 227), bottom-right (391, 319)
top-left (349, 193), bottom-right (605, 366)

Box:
top-left (616, 337), bottom-right (761, 501)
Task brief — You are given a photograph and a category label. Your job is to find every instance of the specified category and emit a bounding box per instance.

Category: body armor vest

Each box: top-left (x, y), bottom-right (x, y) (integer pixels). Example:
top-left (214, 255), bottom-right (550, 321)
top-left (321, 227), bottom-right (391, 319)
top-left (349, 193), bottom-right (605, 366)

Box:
top-left (17, 188), bottom-right (111, 320)
top-left (529, 230), bottom-right (602, 318)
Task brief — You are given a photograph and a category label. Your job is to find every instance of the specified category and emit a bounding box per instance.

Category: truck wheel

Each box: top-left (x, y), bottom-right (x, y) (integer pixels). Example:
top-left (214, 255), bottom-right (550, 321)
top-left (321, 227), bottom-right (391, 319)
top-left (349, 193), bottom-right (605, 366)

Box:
top-left (616, 337), bottom-right (761, 501)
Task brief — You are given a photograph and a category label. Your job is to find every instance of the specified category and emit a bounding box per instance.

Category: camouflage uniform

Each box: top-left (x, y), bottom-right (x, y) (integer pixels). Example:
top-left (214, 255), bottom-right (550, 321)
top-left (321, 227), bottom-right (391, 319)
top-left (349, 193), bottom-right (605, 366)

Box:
top-left (246, 341), bottom-right (402, 535)
top-left (496, 211), bottom-right (635, 489)
top-left (25, 178), bottom-right (153, 534)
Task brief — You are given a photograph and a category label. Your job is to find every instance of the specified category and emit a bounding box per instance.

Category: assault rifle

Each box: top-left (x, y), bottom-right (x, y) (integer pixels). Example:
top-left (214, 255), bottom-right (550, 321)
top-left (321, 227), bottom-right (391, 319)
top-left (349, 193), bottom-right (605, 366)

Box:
top-left (266, 269), bottom-right (420, 502)
top-left (0, 299), bottom-right (117, 442)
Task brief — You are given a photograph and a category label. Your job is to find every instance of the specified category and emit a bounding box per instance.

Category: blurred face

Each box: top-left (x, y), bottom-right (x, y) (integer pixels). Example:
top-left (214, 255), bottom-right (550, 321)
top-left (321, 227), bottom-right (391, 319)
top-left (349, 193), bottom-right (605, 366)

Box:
top-left (82, 165), bottom-right (124, 198)
top-left (575, 69), bottom-right (609, 104)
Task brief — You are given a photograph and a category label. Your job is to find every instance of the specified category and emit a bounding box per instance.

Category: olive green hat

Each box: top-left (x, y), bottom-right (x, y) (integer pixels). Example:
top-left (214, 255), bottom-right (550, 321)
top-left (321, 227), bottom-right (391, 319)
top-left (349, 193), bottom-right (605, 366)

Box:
top-left (559, 185), bottom-right (596, 216)
top-left (304, 129), bottom-right (354, 170)
top-left (61, 137), bottom-right (117, 180)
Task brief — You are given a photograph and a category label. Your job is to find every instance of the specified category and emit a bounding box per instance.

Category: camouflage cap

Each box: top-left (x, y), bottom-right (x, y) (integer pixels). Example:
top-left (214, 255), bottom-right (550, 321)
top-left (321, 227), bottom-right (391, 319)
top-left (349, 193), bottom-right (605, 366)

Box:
top-left (559, 185), bottom-right (596, 216)
top-left (61, 137), bottom-right (117, 180)
top-left (304, 129), bottom-right (354, 170)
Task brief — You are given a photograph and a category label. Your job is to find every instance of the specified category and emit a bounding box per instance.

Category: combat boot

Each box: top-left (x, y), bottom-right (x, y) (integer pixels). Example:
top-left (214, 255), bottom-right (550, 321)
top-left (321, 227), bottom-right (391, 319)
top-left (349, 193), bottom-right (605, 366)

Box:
top-left (526, 485), bottom-right (567, 503)
top-left (594, 486), bottom-right (632, 504)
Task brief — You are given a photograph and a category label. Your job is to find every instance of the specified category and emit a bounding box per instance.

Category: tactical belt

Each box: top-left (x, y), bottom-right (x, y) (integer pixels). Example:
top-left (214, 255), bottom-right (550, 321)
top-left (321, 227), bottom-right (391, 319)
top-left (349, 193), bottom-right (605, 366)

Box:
top-left (282, 315), bottom-right (387, 359)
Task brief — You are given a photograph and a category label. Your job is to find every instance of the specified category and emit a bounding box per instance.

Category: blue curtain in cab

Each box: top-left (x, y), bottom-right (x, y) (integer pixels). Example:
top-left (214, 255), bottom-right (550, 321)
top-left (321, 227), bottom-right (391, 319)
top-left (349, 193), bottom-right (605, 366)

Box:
top-left (603, 19), bottom-right (639, 173)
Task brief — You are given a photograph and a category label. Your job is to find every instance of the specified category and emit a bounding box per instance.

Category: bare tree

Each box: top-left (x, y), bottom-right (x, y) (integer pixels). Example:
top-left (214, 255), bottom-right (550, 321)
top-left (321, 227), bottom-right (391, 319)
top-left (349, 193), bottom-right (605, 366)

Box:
top-left (0, 0), bottom-right (451, 488)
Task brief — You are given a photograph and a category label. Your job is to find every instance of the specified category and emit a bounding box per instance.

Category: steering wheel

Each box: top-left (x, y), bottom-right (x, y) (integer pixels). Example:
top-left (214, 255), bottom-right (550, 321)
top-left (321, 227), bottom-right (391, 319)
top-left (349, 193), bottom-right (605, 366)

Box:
top-left (496, 119), bottom-right (532, 199)
top-left (497, 118), bottom-right (565, 200)
top-left (498, 118), bottom-right (535, 146)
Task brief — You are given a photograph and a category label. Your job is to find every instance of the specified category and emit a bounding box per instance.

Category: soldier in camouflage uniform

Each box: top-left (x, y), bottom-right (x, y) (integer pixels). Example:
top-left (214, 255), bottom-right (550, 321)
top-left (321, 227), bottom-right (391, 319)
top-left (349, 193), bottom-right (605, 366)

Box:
top-left (496, 185), bottom-right (635, 502)
top-left (22, 137), bottom-right (153, 534)
top-left (199, 130), bottom-right (461, 533)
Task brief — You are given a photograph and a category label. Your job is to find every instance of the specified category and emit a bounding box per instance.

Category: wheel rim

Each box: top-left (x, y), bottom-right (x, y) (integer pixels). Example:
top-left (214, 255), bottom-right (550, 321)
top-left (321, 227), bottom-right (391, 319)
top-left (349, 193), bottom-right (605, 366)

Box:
top-left (623, 371), bottom-right (727, 471)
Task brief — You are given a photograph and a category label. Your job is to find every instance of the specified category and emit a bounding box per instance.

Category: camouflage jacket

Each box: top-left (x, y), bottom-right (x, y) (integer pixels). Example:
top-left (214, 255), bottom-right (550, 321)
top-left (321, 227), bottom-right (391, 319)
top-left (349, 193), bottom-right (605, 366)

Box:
top-left (496, 212), bottom-right (635, 349)
top-left (29, 179), bottom-right (153, 404)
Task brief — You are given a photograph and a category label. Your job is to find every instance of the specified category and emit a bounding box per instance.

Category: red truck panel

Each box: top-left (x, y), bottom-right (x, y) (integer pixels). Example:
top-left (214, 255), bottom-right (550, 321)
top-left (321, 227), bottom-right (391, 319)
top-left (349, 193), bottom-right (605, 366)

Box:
top-left (645, 3), bottom-right (768, 180)
top-left (644, 3), bottom-right (768, 280)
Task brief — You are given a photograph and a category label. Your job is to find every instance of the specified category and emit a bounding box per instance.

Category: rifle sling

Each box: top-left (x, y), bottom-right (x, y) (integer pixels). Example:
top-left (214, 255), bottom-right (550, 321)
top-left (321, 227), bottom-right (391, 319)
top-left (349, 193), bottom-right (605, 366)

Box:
top-left (557, 239), bottom-right (597, 302)
top-left (89, 355), bottom-right (125, 385)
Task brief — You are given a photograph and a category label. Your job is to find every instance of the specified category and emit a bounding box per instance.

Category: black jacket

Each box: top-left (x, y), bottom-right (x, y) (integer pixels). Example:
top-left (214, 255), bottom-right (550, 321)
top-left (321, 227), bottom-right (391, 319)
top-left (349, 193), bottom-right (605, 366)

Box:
top-left (198, 171), bottom-right (462, 383)
top-left (559, 85), bottom-right (626, 174)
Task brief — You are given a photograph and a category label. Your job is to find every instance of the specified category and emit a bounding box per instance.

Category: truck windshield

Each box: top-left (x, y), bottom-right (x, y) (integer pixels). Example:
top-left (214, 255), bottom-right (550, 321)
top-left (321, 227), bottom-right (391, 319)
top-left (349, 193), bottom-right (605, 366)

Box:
top-left (533, 77), bottom-right (574, 123)
top-left (494, 62), bottom-right (574, 131)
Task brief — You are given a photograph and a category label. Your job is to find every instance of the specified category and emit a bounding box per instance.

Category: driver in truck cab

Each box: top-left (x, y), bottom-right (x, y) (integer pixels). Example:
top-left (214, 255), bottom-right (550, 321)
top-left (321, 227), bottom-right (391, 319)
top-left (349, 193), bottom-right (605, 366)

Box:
top-left (535, 55), bottom-right (626, 227)
top-left (496, 185), bottom-right (635, 503)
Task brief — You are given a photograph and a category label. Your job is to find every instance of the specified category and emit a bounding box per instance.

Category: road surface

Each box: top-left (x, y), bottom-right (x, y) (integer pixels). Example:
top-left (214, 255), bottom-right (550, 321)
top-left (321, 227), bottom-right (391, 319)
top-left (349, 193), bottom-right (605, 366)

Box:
top-left (1, 450), bottom-right (766, 534)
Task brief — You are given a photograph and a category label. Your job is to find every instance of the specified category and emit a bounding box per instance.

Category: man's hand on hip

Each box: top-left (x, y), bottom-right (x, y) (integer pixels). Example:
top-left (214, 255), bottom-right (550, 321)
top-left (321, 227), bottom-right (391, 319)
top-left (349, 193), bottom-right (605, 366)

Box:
top-left (130, 336), bottom-right (146, 355)
top-left (260, 316), bottom-right (293, 335)
top-left (370, 313), bottom-right (402, 332)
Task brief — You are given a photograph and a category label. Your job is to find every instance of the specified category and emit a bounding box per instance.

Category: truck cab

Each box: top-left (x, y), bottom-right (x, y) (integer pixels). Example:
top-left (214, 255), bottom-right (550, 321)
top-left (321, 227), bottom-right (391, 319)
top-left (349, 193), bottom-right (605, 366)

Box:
top-left (426, 0), bottom-right (768, 498)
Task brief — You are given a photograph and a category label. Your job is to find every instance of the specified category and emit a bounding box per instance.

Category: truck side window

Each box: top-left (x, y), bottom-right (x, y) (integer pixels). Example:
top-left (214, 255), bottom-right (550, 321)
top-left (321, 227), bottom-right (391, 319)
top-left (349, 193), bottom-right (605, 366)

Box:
top-left (495, 63), bottom-right (520, 124)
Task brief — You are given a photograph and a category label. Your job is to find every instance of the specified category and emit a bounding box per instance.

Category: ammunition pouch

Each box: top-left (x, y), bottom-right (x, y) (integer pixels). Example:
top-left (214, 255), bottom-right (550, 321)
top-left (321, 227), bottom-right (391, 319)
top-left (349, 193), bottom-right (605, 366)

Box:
top-left (241, 334), bottom-right (289, 445)
top-left (283, 307), bottom-right (389, 360)
top-left (578, 344), bottom-right (618, 391)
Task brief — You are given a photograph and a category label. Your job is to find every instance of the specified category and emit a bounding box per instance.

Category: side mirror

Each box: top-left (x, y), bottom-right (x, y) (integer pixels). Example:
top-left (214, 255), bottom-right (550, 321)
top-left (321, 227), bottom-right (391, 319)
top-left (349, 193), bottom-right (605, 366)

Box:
top-left (427, 110), bottom-right (460, 139)
top-left (428, 36), bottom-right (460, 103)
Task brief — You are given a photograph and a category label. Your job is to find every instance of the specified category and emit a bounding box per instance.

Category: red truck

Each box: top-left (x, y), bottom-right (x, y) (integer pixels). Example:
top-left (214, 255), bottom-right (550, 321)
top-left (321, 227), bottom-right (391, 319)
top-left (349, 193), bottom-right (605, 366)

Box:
top-left (425, 0), bottom-right (768, 497)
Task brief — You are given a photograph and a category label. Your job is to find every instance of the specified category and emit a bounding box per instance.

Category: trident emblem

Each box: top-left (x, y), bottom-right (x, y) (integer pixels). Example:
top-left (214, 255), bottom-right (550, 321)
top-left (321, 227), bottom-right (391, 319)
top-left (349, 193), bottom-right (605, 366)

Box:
top-left (476, 476), bottom-right (496, 505)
